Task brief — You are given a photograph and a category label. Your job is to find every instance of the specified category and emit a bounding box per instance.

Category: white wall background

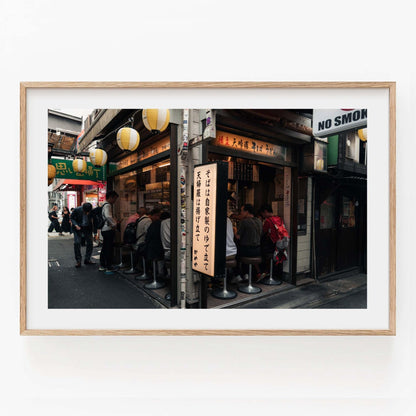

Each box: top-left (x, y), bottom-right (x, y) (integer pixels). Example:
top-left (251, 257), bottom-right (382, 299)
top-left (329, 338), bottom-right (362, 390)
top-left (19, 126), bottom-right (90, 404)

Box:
top-left (0, 0), bottom-right (414, 415)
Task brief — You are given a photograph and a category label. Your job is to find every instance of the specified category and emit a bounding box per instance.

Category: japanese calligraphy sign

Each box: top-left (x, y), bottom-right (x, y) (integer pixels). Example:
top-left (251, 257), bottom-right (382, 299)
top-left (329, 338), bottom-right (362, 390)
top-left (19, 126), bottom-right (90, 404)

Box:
top-left (213, 130), bottom-right (288, 161)
top-left (192, 162), bottom-right (228, 278)
top-left (50, 158), bottom-right (106, 181)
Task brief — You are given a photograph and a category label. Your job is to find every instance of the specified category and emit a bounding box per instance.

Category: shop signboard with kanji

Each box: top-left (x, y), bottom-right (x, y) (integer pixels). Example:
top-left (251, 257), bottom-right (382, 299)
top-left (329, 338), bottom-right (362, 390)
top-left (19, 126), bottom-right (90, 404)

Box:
top-left (50, 158), bottom-right (106, 181)
top-left (192, 162), bottom-right (228, 278)
top-left (213, 130), bottom-right (288, 161)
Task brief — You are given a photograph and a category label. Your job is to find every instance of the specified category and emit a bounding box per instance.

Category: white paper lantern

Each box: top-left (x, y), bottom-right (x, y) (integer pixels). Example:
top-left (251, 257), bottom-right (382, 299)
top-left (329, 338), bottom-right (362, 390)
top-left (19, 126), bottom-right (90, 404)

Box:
top-left (116, 127), bottom-right (140, 151)
top-left (72, 159), bottom-right (87, 173)
top-left (89, 149), bottom-right (107, 166)
top-left (142, 109), bottom-right (170, 133)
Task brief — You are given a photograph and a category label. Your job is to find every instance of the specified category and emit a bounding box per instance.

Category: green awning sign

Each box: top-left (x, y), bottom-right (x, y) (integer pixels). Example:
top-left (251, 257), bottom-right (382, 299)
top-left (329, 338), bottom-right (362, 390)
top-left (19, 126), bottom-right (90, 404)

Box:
top-left (50, 158), bottom-right (106, 181)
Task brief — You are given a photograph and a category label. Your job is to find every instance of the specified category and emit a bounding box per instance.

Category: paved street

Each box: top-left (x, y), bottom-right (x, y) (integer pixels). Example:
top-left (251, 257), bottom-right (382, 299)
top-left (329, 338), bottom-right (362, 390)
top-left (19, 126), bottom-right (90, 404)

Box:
top-left (238, 272), bottom-right (367, 309)
top-left (48, 232), bottom-right (366, 309)
top-left (48, 233), bottom-right (162, 308)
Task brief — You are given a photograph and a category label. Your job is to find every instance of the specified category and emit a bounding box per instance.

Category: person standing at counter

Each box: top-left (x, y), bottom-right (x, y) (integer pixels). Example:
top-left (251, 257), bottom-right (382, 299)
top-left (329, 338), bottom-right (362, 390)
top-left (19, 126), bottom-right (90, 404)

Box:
top-left (260, 204), bottom-right (289, 278)
top-left (236, 204), bottom-right (262, 278)
top-left (99, 190), bottom-right (119, 275)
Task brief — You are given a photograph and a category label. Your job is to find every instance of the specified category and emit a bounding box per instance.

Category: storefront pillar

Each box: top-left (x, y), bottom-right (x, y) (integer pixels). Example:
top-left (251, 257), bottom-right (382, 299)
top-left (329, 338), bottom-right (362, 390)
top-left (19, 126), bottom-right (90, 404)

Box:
top-left (169, 123), bottom-right (179, 307)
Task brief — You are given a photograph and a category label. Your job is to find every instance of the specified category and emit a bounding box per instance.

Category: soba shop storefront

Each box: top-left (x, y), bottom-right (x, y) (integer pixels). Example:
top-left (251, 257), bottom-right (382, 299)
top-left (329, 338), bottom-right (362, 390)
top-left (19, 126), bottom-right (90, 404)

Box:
top-left (201, 109), bottom-right (313, 296)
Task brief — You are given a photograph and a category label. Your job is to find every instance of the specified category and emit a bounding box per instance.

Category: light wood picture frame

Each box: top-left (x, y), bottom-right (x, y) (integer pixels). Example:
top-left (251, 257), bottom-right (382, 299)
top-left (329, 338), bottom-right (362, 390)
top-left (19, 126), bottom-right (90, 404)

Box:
top-left (20, 82), bottom-right (396, 335)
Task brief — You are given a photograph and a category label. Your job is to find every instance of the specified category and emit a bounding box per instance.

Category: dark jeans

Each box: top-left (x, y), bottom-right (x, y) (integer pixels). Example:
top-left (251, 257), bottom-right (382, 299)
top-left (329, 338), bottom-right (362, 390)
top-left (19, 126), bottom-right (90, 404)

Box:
top-left (237, 245), bottom-right (261, 275)
top-left (48, 220), bottom-right (61, 233)
top-left (100, 230), bottom-right (115, 268)
top-left (73, 228), bottom-right (93, 262)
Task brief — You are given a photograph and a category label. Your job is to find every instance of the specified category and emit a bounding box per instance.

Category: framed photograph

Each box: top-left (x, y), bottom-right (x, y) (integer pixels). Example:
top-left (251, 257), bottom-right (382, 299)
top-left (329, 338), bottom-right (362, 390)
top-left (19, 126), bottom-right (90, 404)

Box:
top-left (20, 82), bottom-right (395, 335)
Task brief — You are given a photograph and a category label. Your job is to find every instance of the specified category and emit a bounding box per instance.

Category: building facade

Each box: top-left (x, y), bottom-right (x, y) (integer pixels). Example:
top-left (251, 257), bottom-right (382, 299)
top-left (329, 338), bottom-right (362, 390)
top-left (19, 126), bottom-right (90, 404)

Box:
top-left (76, 108), bottom-right (367, 308)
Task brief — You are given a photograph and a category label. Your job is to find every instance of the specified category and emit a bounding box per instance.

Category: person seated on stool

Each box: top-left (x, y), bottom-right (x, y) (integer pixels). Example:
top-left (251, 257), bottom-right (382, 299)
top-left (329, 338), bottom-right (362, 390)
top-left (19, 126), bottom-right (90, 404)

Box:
top-left (145, 208), bottom-right (164, 277)
top-left (160, 211), bottom-right (171, 268)
top-left (130, 207), bottom-right (152, 273)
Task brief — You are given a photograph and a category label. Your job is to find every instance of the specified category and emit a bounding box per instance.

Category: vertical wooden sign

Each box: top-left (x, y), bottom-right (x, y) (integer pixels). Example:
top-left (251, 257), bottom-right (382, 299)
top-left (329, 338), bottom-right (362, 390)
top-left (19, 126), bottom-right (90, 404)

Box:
top-left (192, 162), bottom-right (228, 278)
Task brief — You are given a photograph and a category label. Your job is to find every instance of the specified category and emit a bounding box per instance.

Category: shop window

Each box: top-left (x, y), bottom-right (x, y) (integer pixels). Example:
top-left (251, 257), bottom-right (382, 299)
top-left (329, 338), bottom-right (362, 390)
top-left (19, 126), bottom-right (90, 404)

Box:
top-left (345, 132), bottom-right (359, 162)
top-left (297, 177), bottom-right (308, 235)
top-left (340, 196), bottom-right (356, 228)
top-left (138, 160), bottom-right (171, 211)
top-left (320, 194), bottom-right (336, 230)
top-left (113, 171), bottom-right (137, 224)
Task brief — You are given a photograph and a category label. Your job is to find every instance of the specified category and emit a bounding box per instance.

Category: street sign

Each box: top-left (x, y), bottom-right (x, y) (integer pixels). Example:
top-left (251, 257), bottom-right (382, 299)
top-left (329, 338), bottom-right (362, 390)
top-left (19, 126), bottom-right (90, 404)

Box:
top-left (50, 158), bottom-right (106, 181)
top-left (313, 109), bottom-right (367, 137)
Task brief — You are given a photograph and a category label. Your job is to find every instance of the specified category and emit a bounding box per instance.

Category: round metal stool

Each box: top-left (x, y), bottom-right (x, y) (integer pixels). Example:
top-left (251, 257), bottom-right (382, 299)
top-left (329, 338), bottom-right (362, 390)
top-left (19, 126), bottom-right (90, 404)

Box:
top-left (124, 245), bottom-right (137, 274)
top-left (135, 257), bottom-right (150, 281)
top-left (164, 258), bottom-right (171, 300)
top-left (115, 244), bottom-right (126, 269)
top-left (212, 258), bottom-right (237, 300)
top-left (145, 260), bottom-right (165, 289)
top-left (260, 253), bottom-right (282, 286)
top-left (238, 256), bottom-right (262, 294)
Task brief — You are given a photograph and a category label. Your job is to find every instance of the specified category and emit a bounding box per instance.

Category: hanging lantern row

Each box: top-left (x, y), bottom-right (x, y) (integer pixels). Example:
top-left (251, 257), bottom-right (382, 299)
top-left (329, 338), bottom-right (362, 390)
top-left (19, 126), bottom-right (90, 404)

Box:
top-left (142, 109), bottom-right (170, 134)
top-left (117, 127), bottom-right (140, 151)
top-left (89, 148), bottom-right (107, 167)
top-left (72, 159), bottom-right (87, 173)
top-left (358, 128), bottom-right (367, 142)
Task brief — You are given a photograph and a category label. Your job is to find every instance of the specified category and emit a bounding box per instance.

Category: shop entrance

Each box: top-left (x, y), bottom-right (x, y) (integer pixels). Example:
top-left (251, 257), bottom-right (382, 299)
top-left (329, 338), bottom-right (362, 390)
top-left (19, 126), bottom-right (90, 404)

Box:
top-left (315, 184), bottom-right (365, 276)
top-left (208, 153), bottom-right (294, 283)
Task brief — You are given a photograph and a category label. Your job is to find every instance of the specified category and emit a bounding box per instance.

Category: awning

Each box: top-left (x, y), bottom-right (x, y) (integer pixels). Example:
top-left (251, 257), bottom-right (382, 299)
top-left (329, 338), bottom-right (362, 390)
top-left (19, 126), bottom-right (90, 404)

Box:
top-left (53, 179), bottom-right (104, 192)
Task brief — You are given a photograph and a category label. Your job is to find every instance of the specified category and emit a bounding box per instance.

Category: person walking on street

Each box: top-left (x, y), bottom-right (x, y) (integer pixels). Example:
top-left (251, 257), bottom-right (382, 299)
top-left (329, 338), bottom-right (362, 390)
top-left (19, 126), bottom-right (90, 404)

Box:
top-left (48, 204), bottom-right (63, 235)
top-left (61, 206), bottom-right (71, 234)
top-left (99, 191), bottom-right (119, 275)
top-left (70, 202), bottom-right (96, 268)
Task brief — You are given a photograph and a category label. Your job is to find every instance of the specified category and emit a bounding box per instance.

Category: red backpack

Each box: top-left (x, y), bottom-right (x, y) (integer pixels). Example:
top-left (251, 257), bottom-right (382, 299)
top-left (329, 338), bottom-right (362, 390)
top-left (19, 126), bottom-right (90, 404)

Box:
top-left (265, 216), bottom-right (289, 246)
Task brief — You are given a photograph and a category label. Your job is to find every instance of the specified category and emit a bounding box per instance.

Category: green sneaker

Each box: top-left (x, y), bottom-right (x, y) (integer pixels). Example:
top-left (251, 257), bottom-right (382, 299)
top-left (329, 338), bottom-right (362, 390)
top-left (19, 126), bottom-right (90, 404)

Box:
top-left (98, 266), bottom-right (106, 272)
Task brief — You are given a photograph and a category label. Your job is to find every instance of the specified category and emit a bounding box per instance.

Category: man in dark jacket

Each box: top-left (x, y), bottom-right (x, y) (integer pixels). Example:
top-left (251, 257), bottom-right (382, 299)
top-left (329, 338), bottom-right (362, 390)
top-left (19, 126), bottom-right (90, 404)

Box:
top-left (70, 202), bottom-right (96, 268)
top-left (48, 204), bottom-right (63, 235)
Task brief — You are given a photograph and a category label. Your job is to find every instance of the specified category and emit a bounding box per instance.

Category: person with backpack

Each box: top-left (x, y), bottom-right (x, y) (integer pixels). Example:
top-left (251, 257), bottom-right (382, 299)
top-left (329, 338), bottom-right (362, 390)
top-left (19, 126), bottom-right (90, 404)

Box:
top-left (259, 204), bottom-right (289, 280)
top-left (98, 191), bottom-right (119, 274)
top-left (70, 202), bottom-right (96, 268)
